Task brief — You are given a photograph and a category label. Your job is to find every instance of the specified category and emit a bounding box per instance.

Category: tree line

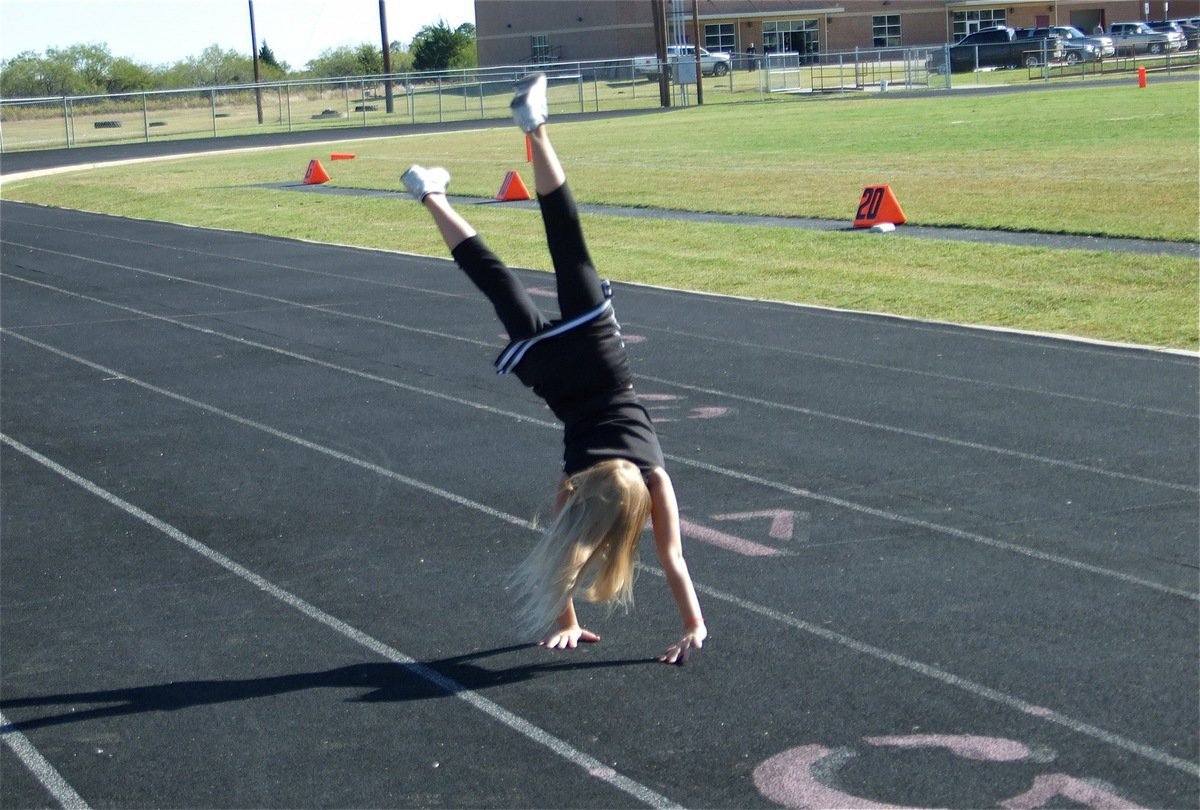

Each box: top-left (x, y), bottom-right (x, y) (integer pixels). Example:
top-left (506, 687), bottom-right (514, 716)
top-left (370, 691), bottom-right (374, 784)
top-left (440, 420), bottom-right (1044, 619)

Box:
top-left (0, 20), bottom-right (475, 99)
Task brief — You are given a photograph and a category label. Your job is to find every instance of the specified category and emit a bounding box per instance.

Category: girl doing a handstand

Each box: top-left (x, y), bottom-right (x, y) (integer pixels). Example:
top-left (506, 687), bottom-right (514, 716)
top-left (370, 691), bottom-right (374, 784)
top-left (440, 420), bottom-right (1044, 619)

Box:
top-left (402, 74), bottom-right (705, 664)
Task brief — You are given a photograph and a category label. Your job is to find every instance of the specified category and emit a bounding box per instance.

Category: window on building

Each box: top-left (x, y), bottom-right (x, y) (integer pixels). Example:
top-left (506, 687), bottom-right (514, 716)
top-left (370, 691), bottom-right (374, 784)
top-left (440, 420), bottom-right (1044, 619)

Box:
top-left (705, 23), bottom-right (735, 51)
top-left (762, 19), bottom-right (820, 59)
top-left (952, 9), bottom-right (1007, 39)
top-left (872, 14), bottom-right (901, 47)
top-left (530, 34), bottom-right (551, 63)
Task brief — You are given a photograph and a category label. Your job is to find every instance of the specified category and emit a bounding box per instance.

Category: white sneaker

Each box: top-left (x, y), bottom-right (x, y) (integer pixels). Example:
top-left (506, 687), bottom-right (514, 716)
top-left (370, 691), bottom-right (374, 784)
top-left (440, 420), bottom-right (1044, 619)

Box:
top-left (510, 72), bottom-right (548, 133)
top-left (401, 165), bottom-right (450, 201)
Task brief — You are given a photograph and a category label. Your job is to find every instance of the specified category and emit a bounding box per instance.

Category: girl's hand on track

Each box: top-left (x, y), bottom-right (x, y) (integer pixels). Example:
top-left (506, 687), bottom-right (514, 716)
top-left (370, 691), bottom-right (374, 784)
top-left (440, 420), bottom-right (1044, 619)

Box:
top-left (538, 625), bottom-right (600, 649)
top-left (659, 623), bottom-right (706, 665)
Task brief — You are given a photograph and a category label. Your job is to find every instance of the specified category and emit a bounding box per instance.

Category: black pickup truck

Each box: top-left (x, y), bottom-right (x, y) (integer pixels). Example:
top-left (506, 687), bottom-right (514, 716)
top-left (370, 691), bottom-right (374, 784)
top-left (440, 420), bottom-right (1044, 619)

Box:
top-left (927, 26), bottom-right (1064, 73)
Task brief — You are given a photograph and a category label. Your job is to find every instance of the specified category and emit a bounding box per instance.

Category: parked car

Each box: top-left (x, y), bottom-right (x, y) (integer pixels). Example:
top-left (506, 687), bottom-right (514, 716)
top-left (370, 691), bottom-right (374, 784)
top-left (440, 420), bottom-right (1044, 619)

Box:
top-left (1016, 26), bottom-right (1109, 62)
top-left (1107, 22), bottom-right (1181, 54)
top-left (1052, 25), bottom-right (1114, 57)
top-left (1180, 21), bottom-right (1200, 49)
top-left (927, 26), bottom-right (1063, 73)
top-left (1147, 19), bottom-right (1199, 50)
top-left (633, 45), bottom-right (732, 79)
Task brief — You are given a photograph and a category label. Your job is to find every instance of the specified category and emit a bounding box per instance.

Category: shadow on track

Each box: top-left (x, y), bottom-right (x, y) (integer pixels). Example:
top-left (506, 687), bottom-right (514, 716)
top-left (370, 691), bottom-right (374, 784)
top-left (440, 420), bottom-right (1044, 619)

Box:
top-left (1, 644), bottom-right (657, 732)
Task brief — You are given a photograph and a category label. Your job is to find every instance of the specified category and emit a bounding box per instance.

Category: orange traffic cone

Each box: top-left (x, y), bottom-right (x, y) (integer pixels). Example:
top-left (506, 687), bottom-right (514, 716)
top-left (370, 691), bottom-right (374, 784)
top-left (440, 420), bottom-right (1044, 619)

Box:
top-left (303, 159), bottom-right (331, 185)
top-left (853, 184), bottom-right (906, 228)
top-left (496, 170), bottom-right (532, 201)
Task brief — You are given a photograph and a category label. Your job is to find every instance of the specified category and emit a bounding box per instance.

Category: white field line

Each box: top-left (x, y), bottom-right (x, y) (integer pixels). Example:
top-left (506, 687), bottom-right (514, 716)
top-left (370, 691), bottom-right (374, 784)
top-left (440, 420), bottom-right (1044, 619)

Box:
top-left (0, 434), bottom-right (681, 810)
top-left (2, 332), bottom-right (1197, 780)
top-left (2, 271), bottom-right (1195, 602)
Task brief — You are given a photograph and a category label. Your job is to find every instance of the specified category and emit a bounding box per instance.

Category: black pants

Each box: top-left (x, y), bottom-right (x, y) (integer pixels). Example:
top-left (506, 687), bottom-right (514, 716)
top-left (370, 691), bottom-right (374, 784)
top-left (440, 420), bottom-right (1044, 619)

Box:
top-left (450, 183), bottom-right (605, 340)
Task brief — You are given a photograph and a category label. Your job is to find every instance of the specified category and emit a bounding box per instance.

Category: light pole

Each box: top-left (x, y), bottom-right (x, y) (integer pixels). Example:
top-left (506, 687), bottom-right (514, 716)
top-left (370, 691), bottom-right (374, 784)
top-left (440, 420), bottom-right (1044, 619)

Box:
top-left (380, 0), bottom-right (394, 114)
top-left (249, 0), bottom-right (263, 124)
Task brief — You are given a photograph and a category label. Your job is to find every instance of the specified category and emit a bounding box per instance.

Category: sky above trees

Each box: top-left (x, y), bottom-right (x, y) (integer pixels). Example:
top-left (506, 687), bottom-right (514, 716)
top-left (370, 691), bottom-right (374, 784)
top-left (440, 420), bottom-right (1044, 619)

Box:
top-left (0, 21), bottom-right (477, 98)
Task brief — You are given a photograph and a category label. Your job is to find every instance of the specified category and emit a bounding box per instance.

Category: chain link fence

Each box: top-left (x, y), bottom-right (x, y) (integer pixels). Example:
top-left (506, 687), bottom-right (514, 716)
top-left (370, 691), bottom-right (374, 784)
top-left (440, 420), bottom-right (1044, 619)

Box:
top-left (2, 48), bottom-right (1194, 153)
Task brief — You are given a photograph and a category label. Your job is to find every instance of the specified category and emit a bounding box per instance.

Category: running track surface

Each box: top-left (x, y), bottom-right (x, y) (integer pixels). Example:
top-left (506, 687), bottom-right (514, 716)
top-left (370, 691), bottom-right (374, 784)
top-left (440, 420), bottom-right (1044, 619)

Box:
top-left (1, 171), bottom-right (1197, 806)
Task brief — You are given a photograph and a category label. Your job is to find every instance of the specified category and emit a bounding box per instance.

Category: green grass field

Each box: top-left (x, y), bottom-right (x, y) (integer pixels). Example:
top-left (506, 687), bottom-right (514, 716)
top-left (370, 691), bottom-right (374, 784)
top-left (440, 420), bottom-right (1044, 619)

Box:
top-left (3, 81), bottom-right (1197, 349)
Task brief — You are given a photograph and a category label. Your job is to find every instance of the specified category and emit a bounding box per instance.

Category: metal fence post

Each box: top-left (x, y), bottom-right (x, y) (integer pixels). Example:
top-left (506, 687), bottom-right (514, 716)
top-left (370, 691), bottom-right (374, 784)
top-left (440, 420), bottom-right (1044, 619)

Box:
top-left (142, 92), bottom-right (149, 142)
top-left (211, 89), bottom-right (218, 137)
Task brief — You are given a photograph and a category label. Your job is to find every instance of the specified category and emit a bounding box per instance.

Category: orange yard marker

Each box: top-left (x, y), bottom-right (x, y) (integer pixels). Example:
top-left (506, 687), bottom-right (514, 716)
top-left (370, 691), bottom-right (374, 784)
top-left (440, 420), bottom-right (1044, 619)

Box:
top-left (496, 170), bottom-right (532, 201)
top-left (330, 152), bottom-right (356, 160)
top-left (303, 159), bottom-right (331, 185)
top-left (853, 184), bottom-right (906, 228)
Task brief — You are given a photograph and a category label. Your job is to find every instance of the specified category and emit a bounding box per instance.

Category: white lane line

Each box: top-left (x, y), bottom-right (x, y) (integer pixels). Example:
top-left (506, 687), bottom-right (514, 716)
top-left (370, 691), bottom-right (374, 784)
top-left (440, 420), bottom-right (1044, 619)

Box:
top-left (0, 434), bottom-right (680, 810)
top-left (636, 373), bottom-right (1198, 494)
top-left (5, 221), bottom-right (1196, 407)
top-left (7, 249), bottom-right (1193, 498)
top-left (639, 567), bottom-right (1200, 780)
top-left (1, 277), bottom-right (1193, 602)
top-left (6, 239), bottom-right (1194, 491)
top-left (3, 334), bottom-right (1196, 781)
top-left (5, 242), bottom-right (1193, 488)
top-left (666, 454), bottom-right (1197, 602)
top-left (1, 274), bottom-right (556, 431)
top-left (622, 277), bottom-right (1200, 363)
top-left (1, 218), bottom-right (466, 300)
top-left (0, 710), bottom-right (90, 810)
top-left (633, 322), bottom-right (1198, 417)
top-left (1, 241), bottom-right (490, 349)
top-left (6, 212), bottom-right (1198, 364)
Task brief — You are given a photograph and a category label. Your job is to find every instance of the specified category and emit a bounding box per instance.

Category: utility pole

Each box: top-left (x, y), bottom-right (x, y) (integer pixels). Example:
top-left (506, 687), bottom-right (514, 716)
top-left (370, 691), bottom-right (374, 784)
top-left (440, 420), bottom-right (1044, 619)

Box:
top-left (650, 0), bottom-right (669, 107)
top-left (691, 0), bottom-right (703, 105)
top-left (379, 0), bottom-right (394, 114)
top-left (249, 0), bottom-right (263, 123)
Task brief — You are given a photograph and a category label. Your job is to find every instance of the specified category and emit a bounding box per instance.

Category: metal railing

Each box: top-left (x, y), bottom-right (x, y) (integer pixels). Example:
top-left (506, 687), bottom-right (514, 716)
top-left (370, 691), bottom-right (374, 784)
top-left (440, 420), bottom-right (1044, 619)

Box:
top-left (1, 48), bottom-right (1194, 153)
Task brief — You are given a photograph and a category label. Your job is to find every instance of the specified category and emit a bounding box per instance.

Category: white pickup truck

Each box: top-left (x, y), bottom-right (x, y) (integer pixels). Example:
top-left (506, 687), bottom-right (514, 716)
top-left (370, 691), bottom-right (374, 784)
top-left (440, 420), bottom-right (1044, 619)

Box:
top-left (1108, 22), bottom-right (1183, 54)
top-left (633, 45), bottom-right (731, 79)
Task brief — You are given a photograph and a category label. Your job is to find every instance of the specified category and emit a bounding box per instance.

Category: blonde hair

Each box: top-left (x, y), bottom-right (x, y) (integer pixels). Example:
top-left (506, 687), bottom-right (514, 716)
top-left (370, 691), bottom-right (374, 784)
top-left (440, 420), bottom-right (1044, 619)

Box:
top-left (510, 459), bottom-right (652, 637)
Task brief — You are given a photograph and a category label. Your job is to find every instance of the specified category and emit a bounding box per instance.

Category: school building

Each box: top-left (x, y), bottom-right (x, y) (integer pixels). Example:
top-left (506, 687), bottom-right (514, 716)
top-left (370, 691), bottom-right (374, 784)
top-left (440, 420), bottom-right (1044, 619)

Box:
top-left (473, 0), bottom-right (1199, 66)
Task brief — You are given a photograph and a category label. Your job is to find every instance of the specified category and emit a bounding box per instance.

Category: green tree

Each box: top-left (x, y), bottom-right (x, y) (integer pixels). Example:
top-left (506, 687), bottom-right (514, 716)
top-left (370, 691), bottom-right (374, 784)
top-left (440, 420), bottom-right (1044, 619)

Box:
top-left (256, 40), bottom-right (289, 80)
top-left (37, 48), bottom-right (92, 95)
top-left (106, 57), bottom-right (155, 93)
top-left (258, 40), bottom-right (279, 69)
top-left (306, 43), bottom-right (384, 77)
top-left (388, 39), bottom-right (413, 73)
top-left (177, 44), bottom-right (254, 86)
top-left (0, 51), bottom-right (49, 97)
top-left (354, 42), bottom-right (383, 74)
top-left (410, 20), bottom-right (476, 71)
top-left (54, 43), bottom-right (113, 92)
top-left (450, 23), bottom-right (477, 69)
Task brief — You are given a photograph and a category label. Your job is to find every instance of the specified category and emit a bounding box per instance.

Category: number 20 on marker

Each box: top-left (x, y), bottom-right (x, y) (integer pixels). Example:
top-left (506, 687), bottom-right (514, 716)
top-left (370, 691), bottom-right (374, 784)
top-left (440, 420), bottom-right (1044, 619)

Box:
top-left (853, 184), bottom-right (906, 228)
